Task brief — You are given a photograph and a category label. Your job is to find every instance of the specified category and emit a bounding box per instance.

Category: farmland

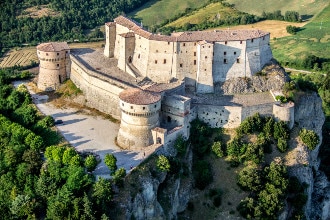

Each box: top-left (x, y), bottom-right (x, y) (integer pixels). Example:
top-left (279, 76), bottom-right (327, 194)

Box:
top-left (0, 41), bottom-right (104, 68)
top-left (166, 2), bottom-right (241, 28)
top-left (128, 0), bottom-right (210, 28)
top-left (225, 0), bottom-right (329, 17)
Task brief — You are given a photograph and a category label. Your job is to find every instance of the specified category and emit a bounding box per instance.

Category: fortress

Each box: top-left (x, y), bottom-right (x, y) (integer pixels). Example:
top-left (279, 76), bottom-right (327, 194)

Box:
top-left (37, 16), bottom-right (294, 151)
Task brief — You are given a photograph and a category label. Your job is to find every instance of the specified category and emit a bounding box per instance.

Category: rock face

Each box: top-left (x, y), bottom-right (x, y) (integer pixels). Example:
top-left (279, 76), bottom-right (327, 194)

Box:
top-left (286, 92), bottom-right (327, 220)
top-left (220, 60), bottom-right (289, 94)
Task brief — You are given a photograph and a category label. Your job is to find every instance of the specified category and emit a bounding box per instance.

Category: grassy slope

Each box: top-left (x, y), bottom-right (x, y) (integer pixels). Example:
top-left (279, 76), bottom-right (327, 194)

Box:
top-left (128, 0), bottom-right (210, 28)
top-left (166, 2), bottom-right (240, 27)
top-left (271, 3), bottom-right (330, 63)
top-left (225, 0), bottom-right (329, 17)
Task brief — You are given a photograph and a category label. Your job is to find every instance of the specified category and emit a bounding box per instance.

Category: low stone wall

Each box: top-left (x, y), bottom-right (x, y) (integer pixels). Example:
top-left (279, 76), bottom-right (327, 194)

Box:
top-left (241, 103), bottom-right (274, 120)
top-left (70, 55), bottom-right (128, 119)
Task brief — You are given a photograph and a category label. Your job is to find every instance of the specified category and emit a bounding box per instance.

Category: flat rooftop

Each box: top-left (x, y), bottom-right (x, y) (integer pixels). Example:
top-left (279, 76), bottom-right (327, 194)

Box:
top-left (71, 48), bottom-right (139, 88)
top-left (187, 92), bottom-right (275, 107)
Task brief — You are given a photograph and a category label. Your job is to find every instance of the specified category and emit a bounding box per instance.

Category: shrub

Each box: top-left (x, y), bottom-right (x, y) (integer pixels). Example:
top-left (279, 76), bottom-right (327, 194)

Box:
top-left (211, 141), bottom-right (224, 158)
top-left (299, 129), bottom-right (319, 150)
top-left (273, 121), bottom-right (289, 140)
top-left (174, 135), bottom-right (187, 156)
top-left (277, 138), bottom-right (288, 153)
top-left (113, 168), bottom-right (126, 187)
top-left (286, 25), bottom-right (299, 35)
top-left (104, 154), bottom-right (117, 174)
top-left (85, 155), bottom-right (98, 172)
top-left (156, 155), bottom-right (170, 172)
top-left (237, 163), bottom-right (262, 192)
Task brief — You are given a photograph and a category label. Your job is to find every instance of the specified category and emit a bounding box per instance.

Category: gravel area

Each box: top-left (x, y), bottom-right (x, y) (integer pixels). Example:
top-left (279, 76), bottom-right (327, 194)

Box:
top-left (14, 81), bottom-right (145, 179)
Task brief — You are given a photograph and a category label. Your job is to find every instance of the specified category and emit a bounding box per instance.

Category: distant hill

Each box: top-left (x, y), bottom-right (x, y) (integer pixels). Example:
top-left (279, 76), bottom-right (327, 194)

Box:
top-left (225, 0), bottom-right (329, 18)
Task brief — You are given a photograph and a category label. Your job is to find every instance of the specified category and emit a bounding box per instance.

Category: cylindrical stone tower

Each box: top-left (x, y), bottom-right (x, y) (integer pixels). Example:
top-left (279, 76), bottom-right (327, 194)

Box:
top-left (273, 101), bottom-right (295, 129)
top-left (117, 88), bottom-right (161, 150)
top-left (37, 42), bottom-right (70, 91)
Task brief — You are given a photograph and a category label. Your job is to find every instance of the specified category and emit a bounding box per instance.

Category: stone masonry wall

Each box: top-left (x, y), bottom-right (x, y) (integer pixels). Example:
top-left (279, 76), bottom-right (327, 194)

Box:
top-left (70, 55), bottom-right (125, 119)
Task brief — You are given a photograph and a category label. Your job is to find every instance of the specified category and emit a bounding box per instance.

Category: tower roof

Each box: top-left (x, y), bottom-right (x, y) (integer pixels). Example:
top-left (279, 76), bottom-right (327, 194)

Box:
top-left (37, 42), bottom-right (69, 52)
top-left (119, 88), bottom-right (161, 105)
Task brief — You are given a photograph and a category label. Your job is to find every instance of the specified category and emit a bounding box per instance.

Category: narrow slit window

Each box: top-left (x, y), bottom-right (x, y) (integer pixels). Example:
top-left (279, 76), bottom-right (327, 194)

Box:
top-left (224, 51), bottom-right (227, 55)
top-left (194, 52), bottom-right (196, 56)
top-left (180, 63), bottom-right (183, 67)
top-left (237, 58), bottom-right (240, 63)
top-left (194, 60), bottom-right (196, 65)
top-left (163, 59), bottom-right (166, 64)
top-left (155, 60), bottom-right (157, 64)
top-left (224, 59), bottom-right (227, 64)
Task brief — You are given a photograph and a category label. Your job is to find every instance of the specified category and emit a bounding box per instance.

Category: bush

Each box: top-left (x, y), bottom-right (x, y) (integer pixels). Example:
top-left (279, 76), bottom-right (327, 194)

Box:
top-left (85, 155), bottom-right (98, 172)
top-left (274, 121), bottom-right (289, 140)
top-left (174, 135), bottom-right (187, 156)
top-left (277, 138), bottom-right (288, 153)
top-left (104, 154), bottom-right (117, 174)
top-left (299, 129), bottom-right (319, 150)
top-left (212, 141), bottom-right (224, 158)
top-left (237, 163), bottom-right (262, 192)
top-left (156, 155), bottom-right (170, 172)
top-left (113, 168), bottom-right (126, 187)
top-left (286, 25), bottom-right (299, 35)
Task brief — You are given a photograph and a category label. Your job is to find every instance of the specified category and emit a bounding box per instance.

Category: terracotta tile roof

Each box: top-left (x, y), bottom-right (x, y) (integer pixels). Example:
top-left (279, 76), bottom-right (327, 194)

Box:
top-left (119, 32), bottom-right (135, 38)
top-left (105, 22), bottom-right (116, 27)
top-left (113, 16), bottom-right (269, 42)
top-left (119, 88), bottom-right (161, 105)
top-left (37, 42), bottom-right (69, 52)
top-left (152, 127), bottom-right (167, 133)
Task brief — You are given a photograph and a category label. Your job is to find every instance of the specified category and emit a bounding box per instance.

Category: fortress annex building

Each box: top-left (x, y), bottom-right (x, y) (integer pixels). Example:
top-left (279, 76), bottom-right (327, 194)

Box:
top-left (37, 16), bottom-right (293, 151)
top-left (104, 16), bottom-right (272, 93)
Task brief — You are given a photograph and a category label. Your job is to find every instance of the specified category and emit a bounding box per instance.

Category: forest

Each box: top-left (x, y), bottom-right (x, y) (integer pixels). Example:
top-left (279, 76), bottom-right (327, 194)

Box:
top-left (0, 0), bottom-right (149, 47)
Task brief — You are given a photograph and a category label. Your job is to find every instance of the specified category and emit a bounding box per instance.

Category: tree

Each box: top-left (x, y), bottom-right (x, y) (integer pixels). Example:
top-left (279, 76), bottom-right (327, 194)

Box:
top-left (212, 141), bottom-right (224, 158)
top-left (174, 135), bottom-right (187, 156)
top-left (273, 121), bottom-right (289, 140)
top-left (113, 168), bottom-right (126, 187)
top-left (62, 147), bottom-right (78, 165)
top-left (237, 163), bottom-right (262, 192)
top-left (104, 153), bottom-right (117, 174)
top-left (277, 138), bottom-right (288, 153)
top-left (84, 155), bottom-right (98, 172)
top-left (92, 178), bottom-right (112, 212)
top-left (156, 155), bottom-right (170, 172)
top-left (299, 129), bottom-right (319, 150)
top-left (286, 25), bottom-right (299, 35)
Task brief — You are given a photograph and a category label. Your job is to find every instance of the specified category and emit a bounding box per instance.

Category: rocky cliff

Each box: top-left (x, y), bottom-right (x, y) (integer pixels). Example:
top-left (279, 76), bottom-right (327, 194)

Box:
top-left (283, 92), bottom-right (328, 220)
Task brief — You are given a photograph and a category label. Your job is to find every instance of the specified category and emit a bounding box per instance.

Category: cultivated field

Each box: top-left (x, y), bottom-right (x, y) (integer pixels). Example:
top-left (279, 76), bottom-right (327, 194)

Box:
top-left (271, 3), bottom-right (330, 63)
top-left (210, 20), bottom-right (307, 39)
top-left (0, 41), bottom-right (104, 68)
top-left (225, 0), bottom-right (329, 17)
top-left (166, 2), bottom-right (241, 28)
top-left (128, 0), bottom-right (210, 28)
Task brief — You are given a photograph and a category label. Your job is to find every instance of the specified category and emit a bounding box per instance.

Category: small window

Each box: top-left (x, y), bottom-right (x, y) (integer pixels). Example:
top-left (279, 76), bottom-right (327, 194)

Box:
top-left (194, 52), bottom-right (196, 56)
top-left (66, 51), bottom-right (68, 54)
top-left (237, 58), bottom-right (240, 63)
top-left (224, 51), bottom-right (227, 55)
top-left (163, 59), bottom-right (166, 64)
top-left (203, 46), bottom-right (204, 48)
top-left (263, 36), bottom-right (265, 40)
top-left (155, 60), bottom-right (157, 64)
top-left (57, 53), bottom-right (59, 56)
top-left (234, 52), bottom-right (236, 55)
top-left (183, 43), bottom-right (186, 46)
top-left (240, 41), bottom-right (242, 44)
top-left (180, 63), bottom-right (183, 67)
top-left (251, 39), bottom-right (254, 43)
top-left (57, 64), bottom-right (59, 67)
top-left (194, 60), bottom-right (196, 65)
top-left (204, 69), bottom-right (207, 71)
top-left (168, 42), bottom-right (170, 45)
top-left (208, 46), bottom-right (210, 48)
top-left (225, 41), bottom-right (227, 44)
top-left (130, 106), bottom-right (133, 109)
top-left (194, 43), bottom-right (196, 46)
top-left (205, 56), bottom-right (207, 59)
top-left (154, 105), bottom-right (157, 108)
top-left (156, 50), bottom-right (158, 52)
top-left (138, 54), bottom-right (140, 58)
top-left (224, 59), bottom-right (227, 64)
top-left (46, 53), bottom-right (48, 56)
top-left (143, 107), bottom-right (145, 110)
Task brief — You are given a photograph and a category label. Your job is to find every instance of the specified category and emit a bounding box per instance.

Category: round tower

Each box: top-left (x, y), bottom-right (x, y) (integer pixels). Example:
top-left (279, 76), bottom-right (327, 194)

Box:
top-left (117, 88), bottom-right (161, 150)
top-left (273, 101), bottom-right (295, 129)
top-left (37, 42), bottom-right (70, 91)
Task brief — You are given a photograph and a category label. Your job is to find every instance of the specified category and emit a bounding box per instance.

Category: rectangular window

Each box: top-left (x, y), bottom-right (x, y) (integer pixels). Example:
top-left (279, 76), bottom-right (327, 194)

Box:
top-left (224, 51), bottom-right (227, 55)
top-left (155, 60), bottom-right (157, 64)
top-left (251, 39), bottom-right (254, 43)
top-left (225, 41), bottom-right (227, 44)
top-left (205, 56), bottom-right (207, 59)
top-left (163, 59), bottom-right (166, 64)
top-left (234, 52), bottom-right (236, 55)
top-left (168, 42), bottom-right (170, 45)
top-left (237, 58), bottom-right (240, 63)
top-left (46, 53), bottom-right (48, 56)
top-left (57, 53), bottom-right (59, 56)
top-left (183, 43), bottom-right (185, 46)
top-left (240, 41), bottom-right (242, 44)
top-left (180, 63), bottom-right (183, 67)
top-left (194, 52), bottom-right (196, 56)
top-left (57, 64), bottom-right (59, 67)
top-left (194, 60), bottom-right (196, 65)
top-left (224, 59), bottom-right (227, 64)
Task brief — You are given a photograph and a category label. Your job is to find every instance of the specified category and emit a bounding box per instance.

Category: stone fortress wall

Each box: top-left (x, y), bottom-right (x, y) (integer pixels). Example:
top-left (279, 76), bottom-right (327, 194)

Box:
top-left (37, 16), bottom-right (293, 152)
top-left (37, 42), bottom-right (70, 91)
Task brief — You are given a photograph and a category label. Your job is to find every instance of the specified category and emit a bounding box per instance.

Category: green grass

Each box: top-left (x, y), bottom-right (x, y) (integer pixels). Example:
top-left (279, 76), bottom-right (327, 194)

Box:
top-left (166, 2), bottom-right (241, 28)
top-left (225, 0), bottom-right (329, 17)
top-left (271, 3), bottom-right (330, 64)
top-left (128, 0), bottom-right (210, 29)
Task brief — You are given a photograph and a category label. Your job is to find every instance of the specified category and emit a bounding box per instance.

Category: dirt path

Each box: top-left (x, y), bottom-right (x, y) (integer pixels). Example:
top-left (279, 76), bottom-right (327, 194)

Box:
top-left (14, 81), bottom-right (145, 179)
